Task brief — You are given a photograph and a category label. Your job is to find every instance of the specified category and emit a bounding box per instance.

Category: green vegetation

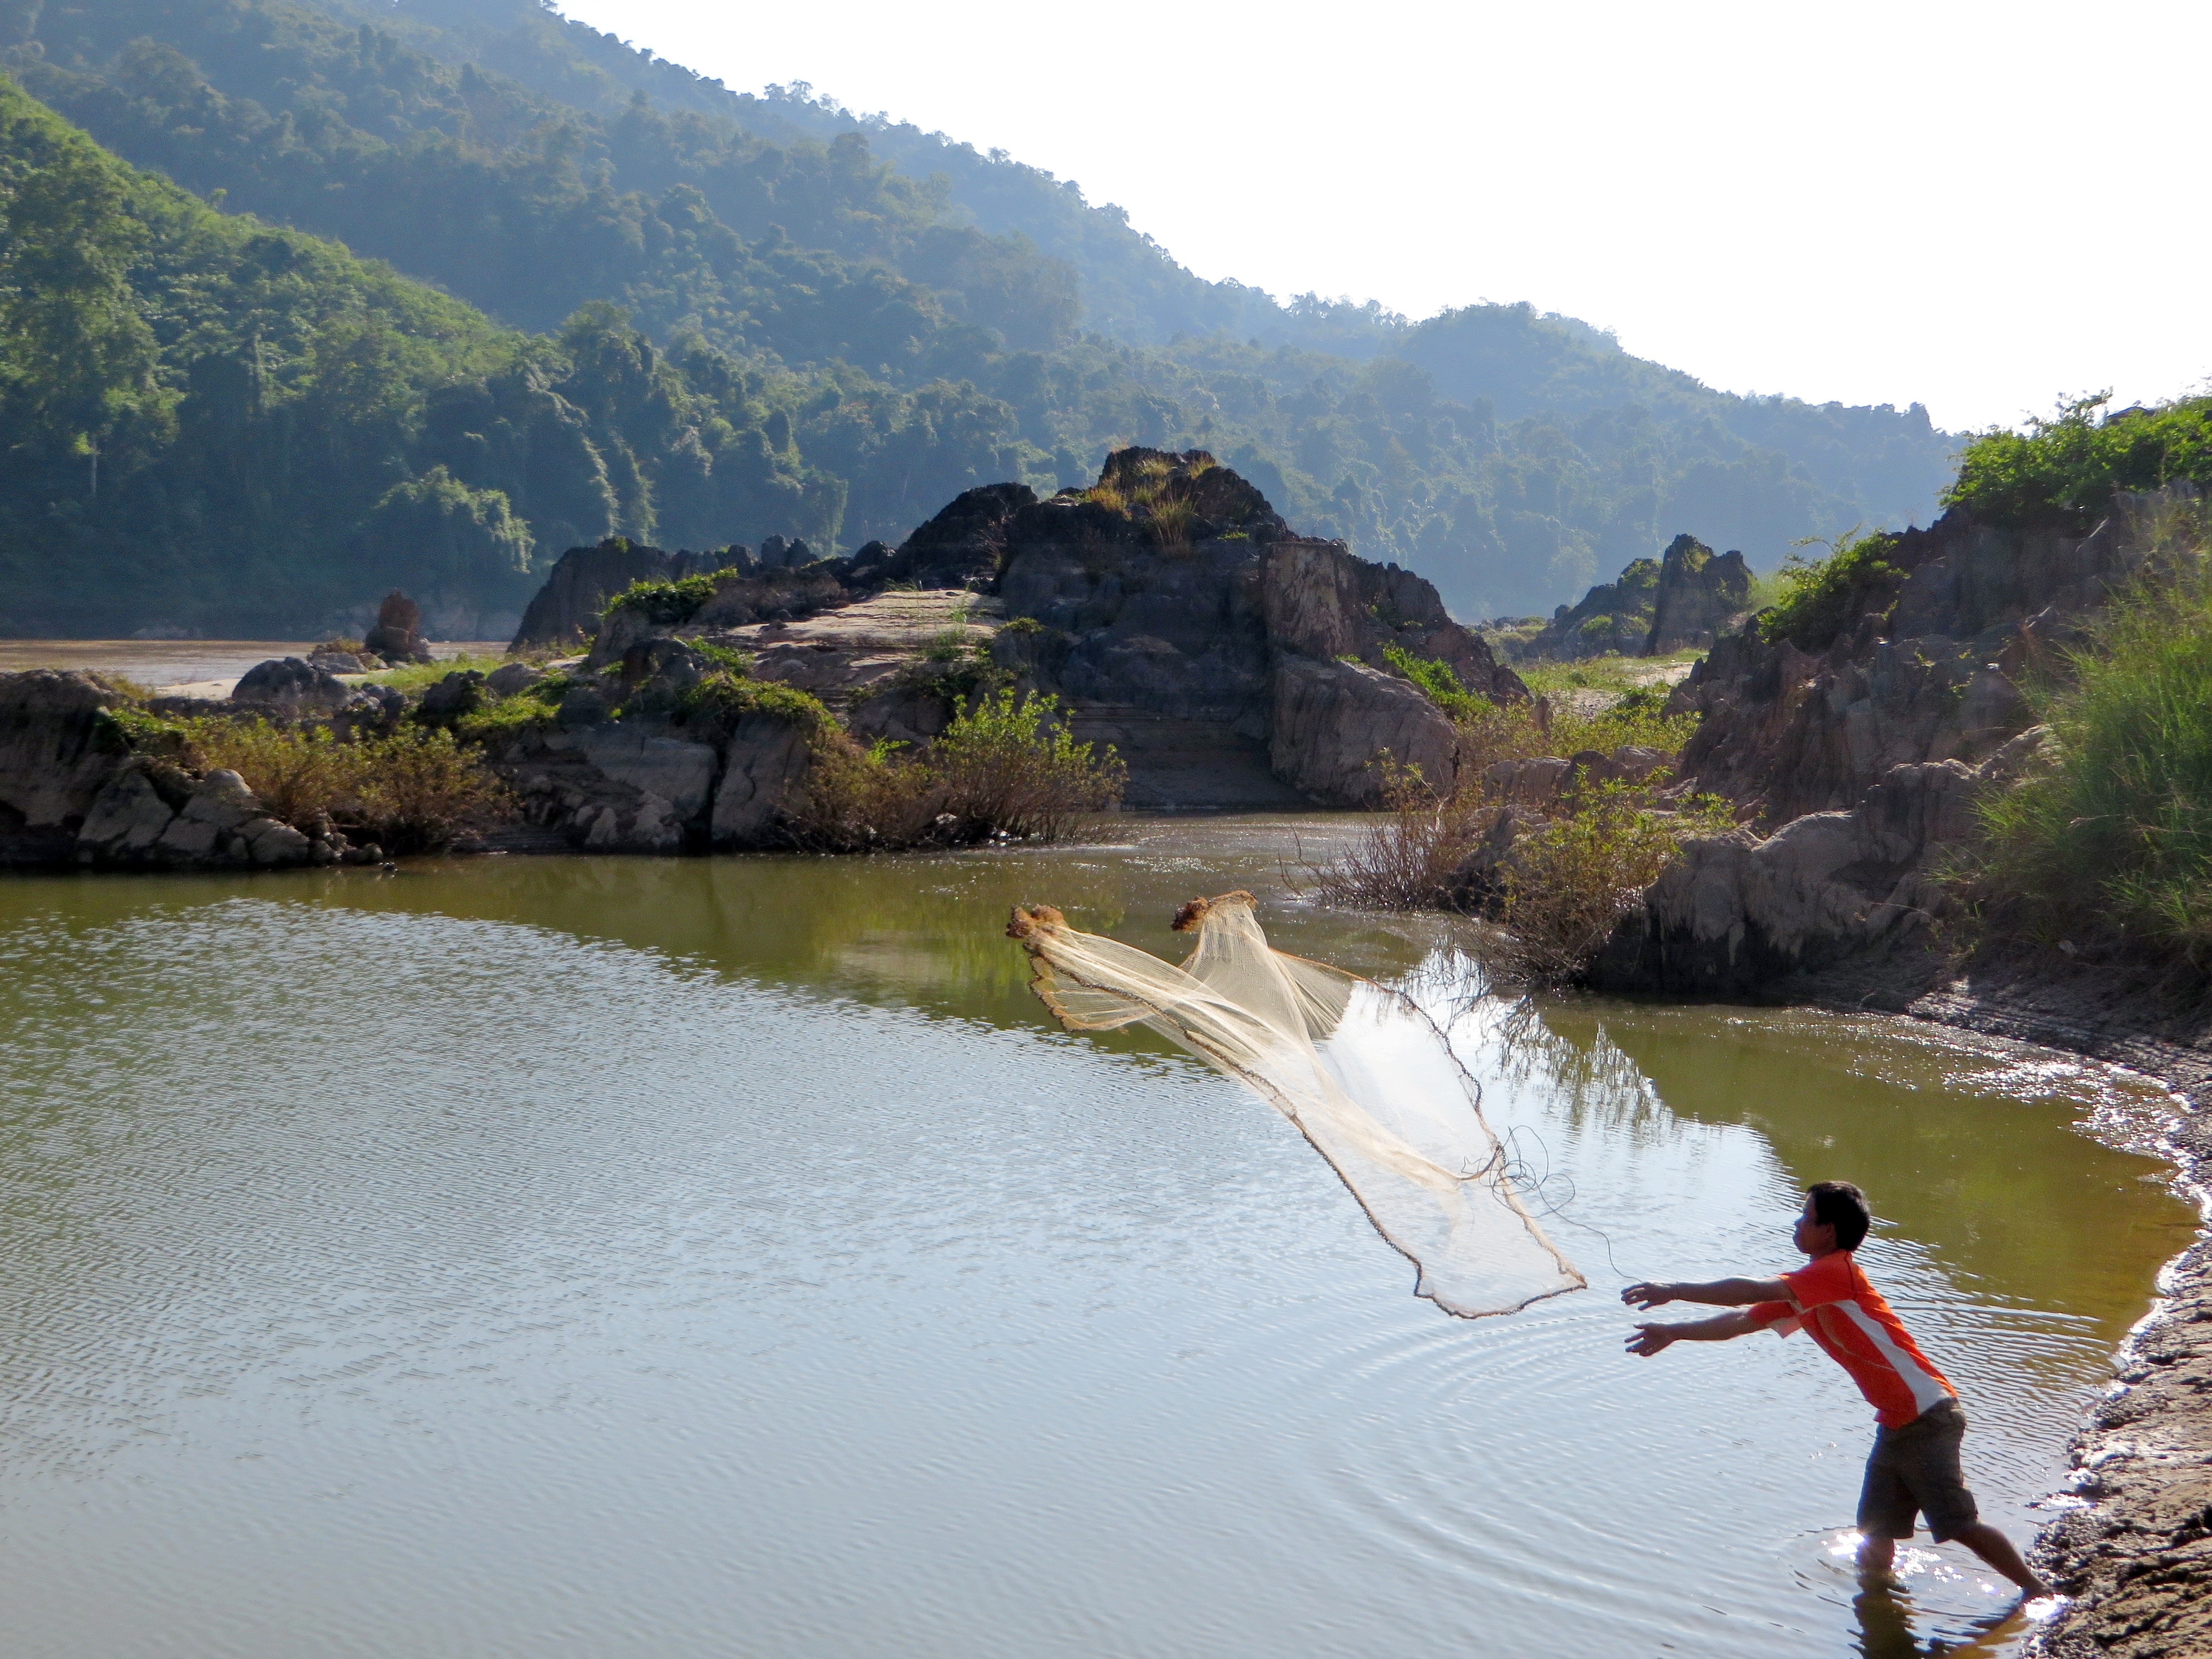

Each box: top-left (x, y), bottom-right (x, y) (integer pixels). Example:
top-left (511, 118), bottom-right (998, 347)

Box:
top-left (172, 715), bottom-right (510, 851)
top-left (795, 687), bottom-right (1122, 850)
top-left (0, 0), bottom-right (1958, 632)
top-left (1381, 643), bottom-right (1482, 720)
top-left (358, 653), bottom-right (509, 694)
top-left (1968, 531), bottom-right (2212, 968)
top-left (672, 670), bottom-right (832, 731)
top-left (607, 574), bottom-right (722, 628)
top-left (1755, 529), bottom-right (1905, 651)
top-left (1946, 394), bottom-right (2212, 525)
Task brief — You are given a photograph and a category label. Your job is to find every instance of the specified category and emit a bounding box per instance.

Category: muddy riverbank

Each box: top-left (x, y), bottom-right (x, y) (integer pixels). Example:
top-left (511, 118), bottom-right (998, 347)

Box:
top-left (1895, 965), bottom-right (2212, 1659)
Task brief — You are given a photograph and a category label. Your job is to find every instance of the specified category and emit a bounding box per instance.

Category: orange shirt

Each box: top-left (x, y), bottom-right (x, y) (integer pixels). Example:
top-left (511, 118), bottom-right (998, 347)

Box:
top-left (1746, 1250), bottom-right (1955, 1427)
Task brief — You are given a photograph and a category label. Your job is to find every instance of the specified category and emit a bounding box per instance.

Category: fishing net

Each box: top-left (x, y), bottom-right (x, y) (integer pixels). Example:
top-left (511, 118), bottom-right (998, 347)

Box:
top-left (1006, 891), bottom-right (1585, 1318)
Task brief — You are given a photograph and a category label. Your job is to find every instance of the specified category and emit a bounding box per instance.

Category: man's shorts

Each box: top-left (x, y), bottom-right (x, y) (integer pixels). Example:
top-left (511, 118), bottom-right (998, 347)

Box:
top-left (1859, 1396), bottom-right (1978, 1542)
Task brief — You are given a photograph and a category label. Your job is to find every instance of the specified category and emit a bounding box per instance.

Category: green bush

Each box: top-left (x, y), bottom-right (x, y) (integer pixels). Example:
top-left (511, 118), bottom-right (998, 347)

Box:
top-left (1946, 394), bottom-right (2212, 525)
top-left (607, 573), bottom-right (720, 627)
top-left (1970, 547), bottom-right (2212, 964)
top-left (1381, 643), bottom-right (1483, 719)
top-left (674, 671), bottom-right (831, 731)
top-left (1756, 529), bottom-right (1905, 650)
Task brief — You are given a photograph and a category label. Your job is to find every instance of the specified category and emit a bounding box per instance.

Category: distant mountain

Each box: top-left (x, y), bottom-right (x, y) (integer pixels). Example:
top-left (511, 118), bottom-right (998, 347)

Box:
top-left (0, 0), bottom-right (1963, 629)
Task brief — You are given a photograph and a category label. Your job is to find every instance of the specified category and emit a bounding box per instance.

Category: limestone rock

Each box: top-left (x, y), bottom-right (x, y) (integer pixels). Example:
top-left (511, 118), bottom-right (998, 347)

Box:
top-left (233, 657), bottom-right (354, 711)
top-left (75, 759), bottom-right (180, 858)
top-left (868, 483), bottom-right (1037, 591)
top-left (711, 715), bottom-right (814, 848)
top-left (1588, 756), bottom-right (1994, 997)
top-left (415, 670), bottom-right (486, 727)
top-left (1262, 538), bottom-right (1528, 705)
top-left (0, 669), bottom-right (129, 858)
top-left (1644, 535), bottom-right (1751, 654)
top-left (1269, 656), bottom-right (1458, 805)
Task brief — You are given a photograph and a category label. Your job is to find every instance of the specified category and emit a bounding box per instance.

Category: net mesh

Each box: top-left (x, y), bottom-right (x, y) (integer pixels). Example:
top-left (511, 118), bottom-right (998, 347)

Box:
top-left (1008, 892), bottom-right (1585, 1318)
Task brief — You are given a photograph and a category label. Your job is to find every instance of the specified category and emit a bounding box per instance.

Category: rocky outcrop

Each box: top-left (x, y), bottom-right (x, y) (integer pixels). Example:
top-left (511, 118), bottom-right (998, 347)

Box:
top-left (510, 538), bottom-right (754, 650)
top-left (0, 670), bottom-right (350, 870)
top-left (233, 656), bottom-right (356, 711)
top-left (1512, 553), bottom-right (1662, 660)
top-left (1643, 535), bottom-right (1750, 654)
top-left (1590, 488), bottom-right (2192, 999)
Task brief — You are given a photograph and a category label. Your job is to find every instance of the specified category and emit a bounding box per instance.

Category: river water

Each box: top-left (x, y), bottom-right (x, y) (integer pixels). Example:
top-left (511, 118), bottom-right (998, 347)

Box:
top-left (0, 819), bottom-right (2194, 1658)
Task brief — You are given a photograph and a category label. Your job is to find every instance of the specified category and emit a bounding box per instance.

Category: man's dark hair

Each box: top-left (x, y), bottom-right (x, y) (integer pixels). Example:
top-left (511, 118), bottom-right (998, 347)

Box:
top-left (1808, 1181), bottom-right (1871, 1250)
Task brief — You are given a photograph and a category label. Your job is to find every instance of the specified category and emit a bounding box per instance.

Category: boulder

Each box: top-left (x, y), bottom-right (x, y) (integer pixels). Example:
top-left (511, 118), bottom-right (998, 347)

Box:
top-left (1262, 538), bottom-right (1529, 704)
top-left (711, 715), bottom-right (815, 847)
top-left (233, 657), bottom-right (354, 711)
top-left (1269, 656), bottom-right (1459, 805)
top-left (76, 758), bottom-right (185, 859)
top-left (483, 661), bottom-right (546, 697)
top-left (415, 670), bottom-right (486, 727)
top-left (0, 670), bottom-right (128, 857)
top-left (865, 483), bottom-right (1038, 591)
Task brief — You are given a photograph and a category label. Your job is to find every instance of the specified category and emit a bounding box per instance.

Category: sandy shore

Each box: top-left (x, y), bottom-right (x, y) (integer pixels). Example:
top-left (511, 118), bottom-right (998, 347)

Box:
top-left (0, 640), bottom-right (509, 698)
top-left (1902, 970), bottom-right (2212, 1657)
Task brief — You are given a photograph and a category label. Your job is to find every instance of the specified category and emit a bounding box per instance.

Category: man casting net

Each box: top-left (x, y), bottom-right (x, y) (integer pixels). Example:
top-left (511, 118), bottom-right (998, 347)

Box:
top-left (1006, 891), bottom-right (1585, 1318)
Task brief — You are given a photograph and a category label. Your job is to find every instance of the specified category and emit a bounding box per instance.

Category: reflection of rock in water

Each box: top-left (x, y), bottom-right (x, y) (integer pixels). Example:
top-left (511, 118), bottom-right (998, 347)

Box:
top-left (1009, 890), bottom-right (1585, 1317)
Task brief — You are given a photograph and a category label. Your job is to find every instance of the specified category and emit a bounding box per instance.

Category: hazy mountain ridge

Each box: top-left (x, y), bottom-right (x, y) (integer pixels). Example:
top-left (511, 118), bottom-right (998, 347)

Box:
top-left (0, 0), bottom-right (1963, 629)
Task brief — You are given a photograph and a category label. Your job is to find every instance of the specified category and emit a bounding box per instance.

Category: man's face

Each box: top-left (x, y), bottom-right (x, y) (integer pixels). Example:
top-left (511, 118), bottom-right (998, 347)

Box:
top-left (1793, 1195), bottom-right (1835, 1256)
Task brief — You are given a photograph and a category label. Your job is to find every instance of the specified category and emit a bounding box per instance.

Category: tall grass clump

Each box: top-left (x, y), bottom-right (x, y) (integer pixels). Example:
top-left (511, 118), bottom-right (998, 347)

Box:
top-left (1971, 544), bottom-right (2212, 967)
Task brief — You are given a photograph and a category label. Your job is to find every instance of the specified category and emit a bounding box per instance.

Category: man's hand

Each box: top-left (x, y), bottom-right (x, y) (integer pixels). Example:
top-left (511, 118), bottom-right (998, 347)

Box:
top-left (1621, 1281), bottom-right (1677, 1310)
top-left (1625, 1323), bottom-right (1678, 1357)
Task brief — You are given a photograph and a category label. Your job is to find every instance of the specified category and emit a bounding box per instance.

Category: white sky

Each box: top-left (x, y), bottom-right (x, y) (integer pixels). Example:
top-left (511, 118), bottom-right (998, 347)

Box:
top-left (552, 0), bottom-right (2211, 434)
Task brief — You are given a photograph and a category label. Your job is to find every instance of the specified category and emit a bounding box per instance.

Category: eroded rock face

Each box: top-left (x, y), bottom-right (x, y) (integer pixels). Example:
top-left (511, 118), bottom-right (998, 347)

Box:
top-left (1644, 535), bottom-right (1750, 654)
top-left (510, 539), bottom-right (752, 651)
top-left (1270, 658), bottom-right (1458, 805)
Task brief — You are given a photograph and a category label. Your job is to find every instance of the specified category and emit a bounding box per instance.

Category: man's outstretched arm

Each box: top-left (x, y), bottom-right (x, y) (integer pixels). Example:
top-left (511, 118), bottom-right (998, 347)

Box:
top-left (1625, 1310), bottom-right (1760, 1357)
top-left (1622, 1276), bottom-right (1790, 1310)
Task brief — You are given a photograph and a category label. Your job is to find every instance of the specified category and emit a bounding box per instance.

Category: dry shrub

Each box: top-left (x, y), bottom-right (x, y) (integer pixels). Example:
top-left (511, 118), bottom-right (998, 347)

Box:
top-left (180, 717), bottom-right (512, 853)
top-left (790, 732), bottom-right (946, 851)
top-left (1312, 763), bottom-right (1496, 910)
top-left (1318, 761), bottom-right (1731, 984)
top-left (1454, 691), bottom-right (1700, 774)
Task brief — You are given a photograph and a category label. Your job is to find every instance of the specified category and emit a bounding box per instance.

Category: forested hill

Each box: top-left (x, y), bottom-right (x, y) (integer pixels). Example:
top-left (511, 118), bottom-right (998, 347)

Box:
top-left (1, 0), bottom-right (1960, 634)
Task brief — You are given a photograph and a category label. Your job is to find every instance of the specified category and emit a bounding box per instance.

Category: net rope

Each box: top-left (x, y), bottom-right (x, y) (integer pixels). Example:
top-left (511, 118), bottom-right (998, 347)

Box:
top-left (1007, 891), bottom-right (1586, 1318)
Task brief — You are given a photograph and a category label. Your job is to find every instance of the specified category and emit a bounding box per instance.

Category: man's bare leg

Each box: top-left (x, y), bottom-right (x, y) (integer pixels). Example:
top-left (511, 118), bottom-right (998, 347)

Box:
top-left (1858, 1533), bottom-right (1897, 1577)
top-left (1949, 1522), bottom-right (2050, 1598)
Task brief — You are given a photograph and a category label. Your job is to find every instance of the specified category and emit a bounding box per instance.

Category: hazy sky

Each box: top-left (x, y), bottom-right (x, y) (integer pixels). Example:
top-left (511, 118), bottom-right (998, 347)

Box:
top-left (554, 0), bottom-right (2208, 434)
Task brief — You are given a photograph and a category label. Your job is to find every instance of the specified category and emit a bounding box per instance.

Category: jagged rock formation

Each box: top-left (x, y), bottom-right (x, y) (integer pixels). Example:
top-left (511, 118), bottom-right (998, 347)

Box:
top-left (363, 591), bottom-right (435, 664)
top-left (1644, 536), bottom-right (1751, 654)
top-left (512, 450), bottom-right (1529, 823)
top-left (1504, 535), bottom-right (1751, 661)
top-left (1590, 489), bottom-right (2189, 998)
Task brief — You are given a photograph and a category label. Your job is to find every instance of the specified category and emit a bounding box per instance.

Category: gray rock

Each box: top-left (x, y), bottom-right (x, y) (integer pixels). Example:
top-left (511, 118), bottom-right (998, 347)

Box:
top-left (1269, 656), bottom-right (1459, 805)
top-left (0, 670), bottom-right (129, 855)
top-left (233, 657), bottom-right (353, 711)
top-left (555, 686), bottom-right (610, 728)
top-left (76, 760), bottom-right (178, 857)
top-left (483, 661), bottom-right (546, 697)
top-left (1644, 536), bottom-right (1752, 655)
top-left (712, 715), bottom-right (813, 847)
top-left (241, 817), bottom-right (314, 867)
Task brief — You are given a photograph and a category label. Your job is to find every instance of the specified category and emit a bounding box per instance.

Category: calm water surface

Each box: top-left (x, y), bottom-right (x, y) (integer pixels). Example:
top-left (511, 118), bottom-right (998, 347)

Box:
top-left (0, 819), bottom-right (2195, 1658)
